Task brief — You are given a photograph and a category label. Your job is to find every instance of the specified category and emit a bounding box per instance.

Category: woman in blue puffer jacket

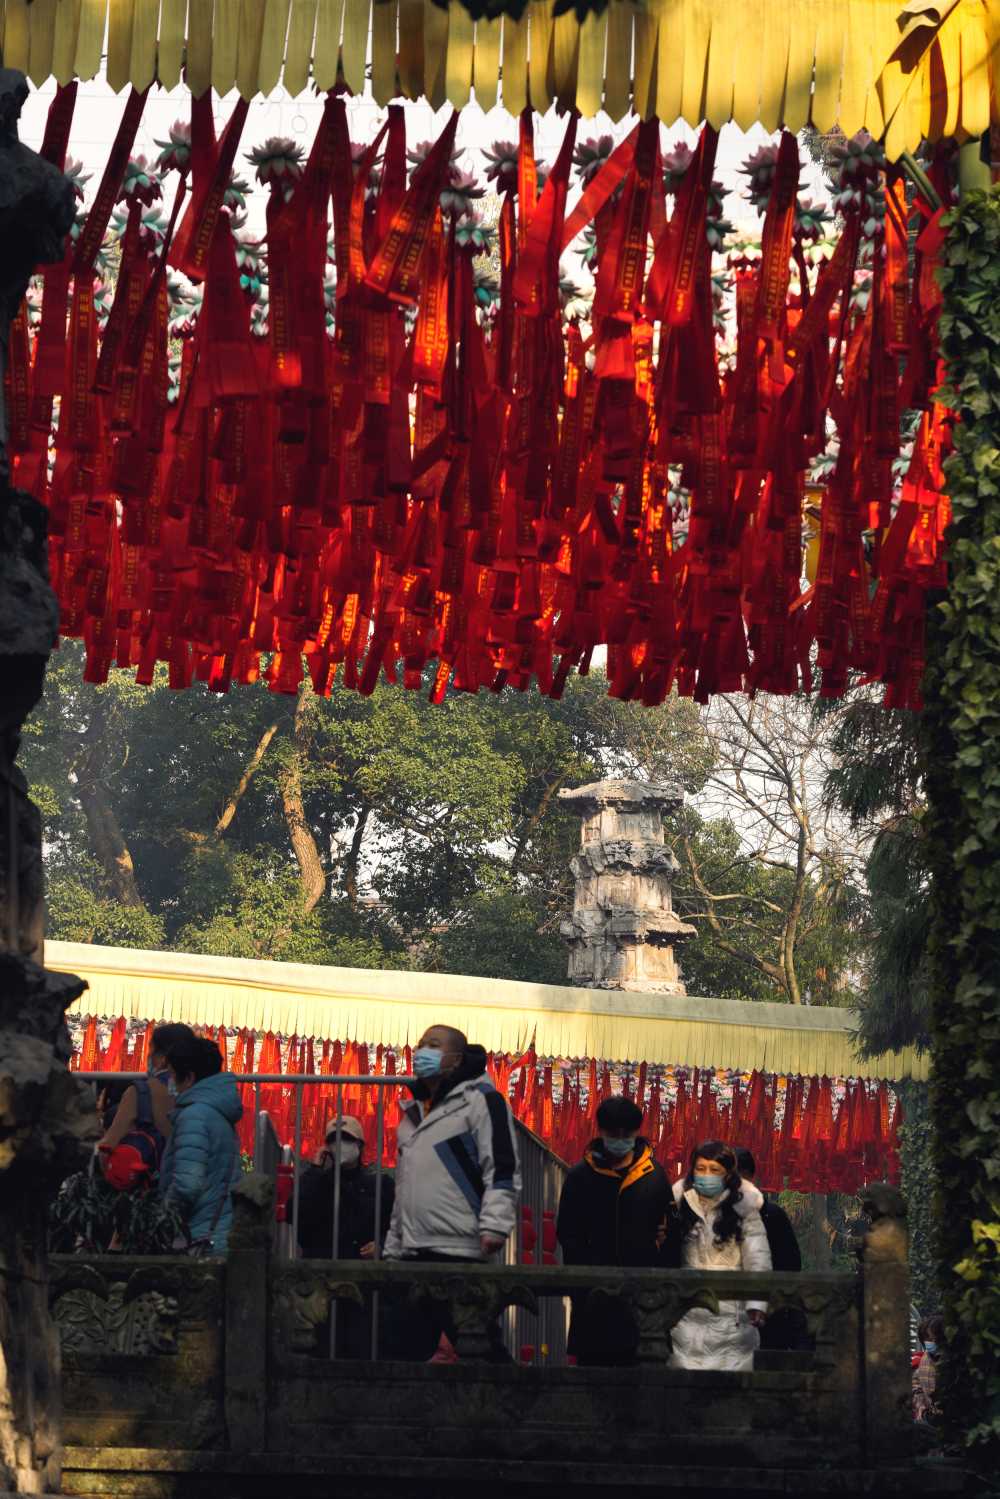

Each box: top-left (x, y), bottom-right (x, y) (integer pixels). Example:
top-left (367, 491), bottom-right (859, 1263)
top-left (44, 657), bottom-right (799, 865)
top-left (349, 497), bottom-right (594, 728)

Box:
top-left (160, 1036), bottom-right (243, 1254)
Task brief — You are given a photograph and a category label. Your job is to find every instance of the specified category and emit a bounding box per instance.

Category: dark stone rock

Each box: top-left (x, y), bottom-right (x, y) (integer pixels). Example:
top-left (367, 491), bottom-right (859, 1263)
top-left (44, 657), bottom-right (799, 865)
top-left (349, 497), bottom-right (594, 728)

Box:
top-left (0, 67), bottom-right (87, 1496)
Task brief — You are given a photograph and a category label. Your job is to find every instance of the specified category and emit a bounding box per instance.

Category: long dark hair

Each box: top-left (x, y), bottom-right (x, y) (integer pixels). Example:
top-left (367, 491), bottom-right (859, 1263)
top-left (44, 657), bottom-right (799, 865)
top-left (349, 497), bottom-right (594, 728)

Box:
top-left (681, 1139), bottom-right (744, 1245)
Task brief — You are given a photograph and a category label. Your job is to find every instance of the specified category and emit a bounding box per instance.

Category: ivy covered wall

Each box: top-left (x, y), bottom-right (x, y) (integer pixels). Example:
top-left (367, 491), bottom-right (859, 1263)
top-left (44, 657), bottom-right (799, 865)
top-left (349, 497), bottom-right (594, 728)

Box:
top-left (926, 186), bottom-right (1000, 1456)
top-left (898, 1080), bottom-right (938, 1316)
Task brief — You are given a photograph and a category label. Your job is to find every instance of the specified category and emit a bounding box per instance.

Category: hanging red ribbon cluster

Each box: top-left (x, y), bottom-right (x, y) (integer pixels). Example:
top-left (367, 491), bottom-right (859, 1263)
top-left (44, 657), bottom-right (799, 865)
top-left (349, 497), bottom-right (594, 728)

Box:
top-left (71, 1018), bottom-right (901, 1191)
top-left (12, 84), bottom-right (951, 710)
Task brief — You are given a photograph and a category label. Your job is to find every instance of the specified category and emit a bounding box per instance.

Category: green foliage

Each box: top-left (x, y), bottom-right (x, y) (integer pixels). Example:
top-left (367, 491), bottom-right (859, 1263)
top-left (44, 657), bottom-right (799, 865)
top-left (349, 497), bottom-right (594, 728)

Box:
top-left (667, 806), bottom-right (866, 1005)
top-left (23, 646), bottom-right (752, 987)
top-left (49, 1169), bottom-right (186, 1255)
top-left (429, 873), bottom-right (568, 985)
top-left (821, 694), bottom-right (932, 1054)
top-left (924, 188), bottom-right (1000, 1455)
top-left (898, 1080), bottom-right (939, 1316)
top-left (46, 869), bottom-right (167, 950)
top-left (26, 642), bottom-right (860, 1006)
top-left (822, 696), bottom-right (926, 828)
top-left (859, 822), bottom-right (931, 1053)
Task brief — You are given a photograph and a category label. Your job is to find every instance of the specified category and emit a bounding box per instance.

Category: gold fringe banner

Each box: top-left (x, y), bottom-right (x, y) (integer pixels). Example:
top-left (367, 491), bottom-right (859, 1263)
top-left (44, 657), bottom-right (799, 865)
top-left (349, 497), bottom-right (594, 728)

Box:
top-left (105, 0), bottom-right (136, 94)
top-left (48, 940), bottom-right (928, 1081)
top-left (2, 0), bottom-right (994, 154)
top-left (52, 0), bottom-right (83, 85)
top-left (156, 0), bottom-right (189, 91)
top-left (27, 0), bottom-right (57, 87)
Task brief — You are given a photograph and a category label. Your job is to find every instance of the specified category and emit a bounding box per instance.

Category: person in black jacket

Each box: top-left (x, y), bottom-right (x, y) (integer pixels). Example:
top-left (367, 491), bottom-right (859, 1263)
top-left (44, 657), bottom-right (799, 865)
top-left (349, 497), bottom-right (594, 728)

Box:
top-left (735, 1147), bottom-right (809, 1351)
top-left (297, 1115), bottom-right (395, 1358)
top-left (557, 1096), bottom-right (674, 1366)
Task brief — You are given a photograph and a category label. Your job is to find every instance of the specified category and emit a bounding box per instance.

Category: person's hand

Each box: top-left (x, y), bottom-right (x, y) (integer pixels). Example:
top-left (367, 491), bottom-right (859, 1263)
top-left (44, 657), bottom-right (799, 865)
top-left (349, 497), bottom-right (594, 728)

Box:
top-left (747, 1308), bottom-right (766, 1328)
top-left (359, 1241), bottom-right (375, 1260)
top-left (480, 1232), bottom-right (506, 1256)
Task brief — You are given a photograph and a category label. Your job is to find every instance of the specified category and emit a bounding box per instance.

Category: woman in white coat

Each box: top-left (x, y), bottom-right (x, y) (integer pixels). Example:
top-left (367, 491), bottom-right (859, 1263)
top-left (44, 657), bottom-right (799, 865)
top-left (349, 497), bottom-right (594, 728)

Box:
top-left (667, 1139), bottom-right (772, 1372)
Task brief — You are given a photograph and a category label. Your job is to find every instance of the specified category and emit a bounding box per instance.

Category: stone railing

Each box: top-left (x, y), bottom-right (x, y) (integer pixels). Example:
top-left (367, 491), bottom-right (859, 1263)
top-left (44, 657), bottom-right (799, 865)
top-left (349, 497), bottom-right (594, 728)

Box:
top-left (51, 1180), bottom-right (937, 1496)
top-left (274, 1258), bottom-right (854, 1363)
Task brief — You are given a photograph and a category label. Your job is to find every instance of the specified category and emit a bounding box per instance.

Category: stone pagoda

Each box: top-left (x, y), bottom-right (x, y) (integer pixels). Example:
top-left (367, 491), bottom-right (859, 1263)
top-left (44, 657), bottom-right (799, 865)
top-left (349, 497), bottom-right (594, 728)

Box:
top-left (558, 779), bottom-right (696, 994)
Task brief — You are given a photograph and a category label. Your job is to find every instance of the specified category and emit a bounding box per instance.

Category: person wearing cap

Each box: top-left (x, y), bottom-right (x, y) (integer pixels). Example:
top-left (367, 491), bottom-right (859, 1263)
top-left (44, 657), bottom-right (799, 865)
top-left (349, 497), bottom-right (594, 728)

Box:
top-left (296, 1115), bottom-right (395, 1262)
top-left (296, 1114), bottom-right (395, 1359)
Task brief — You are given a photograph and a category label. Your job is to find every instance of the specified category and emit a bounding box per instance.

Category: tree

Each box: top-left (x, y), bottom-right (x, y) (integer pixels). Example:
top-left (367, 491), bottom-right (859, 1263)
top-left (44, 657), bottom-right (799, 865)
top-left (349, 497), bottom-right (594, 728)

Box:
top-left (664, 808), bottom-right (864, 1004)
top-left (25, 646), bottom-right (870, 1004)
top-left (670, 695), bottom-right (868, 1006)
top-left (821, 692), bottom-right (930, 1054)
top-left (819, 690), bottom-right (936, 1321)
top-left (24, 645), bottom-right (717, 979)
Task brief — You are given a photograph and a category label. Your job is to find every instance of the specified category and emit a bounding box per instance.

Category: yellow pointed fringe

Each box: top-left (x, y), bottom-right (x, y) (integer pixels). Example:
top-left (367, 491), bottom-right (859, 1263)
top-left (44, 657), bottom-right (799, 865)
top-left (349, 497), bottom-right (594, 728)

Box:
top-left (1, 0), bottom-right (996, 155)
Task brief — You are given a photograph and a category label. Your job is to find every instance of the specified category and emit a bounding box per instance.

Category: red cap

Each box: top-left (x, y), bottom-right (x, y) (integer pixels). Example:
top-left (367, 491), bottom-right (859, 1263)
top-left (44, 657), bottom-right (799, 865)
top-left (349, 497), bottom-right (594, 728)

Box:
top-left (103, 1144), bottom-right (150, 1191)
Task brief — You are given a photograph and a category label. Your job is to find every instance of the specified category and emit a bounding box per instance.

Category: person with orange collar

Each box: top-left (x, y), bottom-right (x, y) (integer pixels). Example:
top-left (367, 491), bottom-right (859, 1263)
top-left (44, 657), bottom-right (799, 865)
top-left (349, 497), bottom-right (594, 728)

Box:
top-left (556, 1095), bottom-right (674, 1366)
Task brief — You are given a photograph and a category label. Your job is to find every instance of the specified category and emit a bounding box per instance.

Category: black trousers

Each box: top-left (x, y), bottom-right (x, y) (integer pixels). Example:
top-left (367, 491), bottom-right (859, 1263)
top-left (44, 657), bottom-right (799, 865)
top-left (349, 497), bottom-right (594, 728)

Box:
top-left (568, 1287), bottom-right (640, 1367)
top-left (386, 1252), bottom-right (510, 1362)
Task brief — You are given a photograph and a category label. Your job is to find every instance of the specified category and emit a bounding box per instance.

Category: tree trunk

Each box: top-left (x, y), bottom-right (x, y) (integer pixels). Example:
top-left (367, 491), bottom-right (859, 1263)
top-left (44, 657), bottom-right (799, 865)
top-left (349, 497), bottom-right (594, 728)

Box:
top-left (215, 721), bottom-right (281, 837)
top-left (511, 773), bottom-right (567, 875)
top-left (77, 778), bottom-right (145, 907)
top-left (280, 691), bottom-right (325, 914)
top-left (781, 876), bottom-right (805, 1004)
top-left (808, 1194), bottom-right (833, 1271)
top-left (73, 694), bottom-right (150, 913)
top-left (344, 806), bottom-right (370, 910)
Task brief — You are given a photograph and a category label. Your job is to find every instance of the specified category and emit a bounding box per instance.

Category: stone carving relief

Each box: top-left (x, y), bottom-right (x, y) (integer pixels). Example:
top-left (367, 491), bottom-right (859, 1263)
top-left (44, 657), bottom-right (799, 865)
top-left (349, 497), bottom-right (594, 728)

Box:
top-left (49, 1260), bottom-right (222, 1365)
top-left (423, 1271), bottom-right (537, 1360)
top-left (53, 1281), bottom-right (180, 1361)
top-left (275, 1270), bottom-right (365, 1355)
top-left (559, 779), bottom-right (696, 994)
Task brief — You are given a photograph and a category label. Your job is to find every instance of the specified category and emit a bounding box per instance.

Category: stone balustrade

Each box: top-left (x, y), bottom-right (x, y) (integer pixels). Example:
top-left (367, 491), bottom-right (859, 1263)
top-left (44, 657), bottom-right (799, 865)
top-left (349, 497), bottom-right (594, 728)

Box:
top-left (48, 1179), bottom-right (957, 1497)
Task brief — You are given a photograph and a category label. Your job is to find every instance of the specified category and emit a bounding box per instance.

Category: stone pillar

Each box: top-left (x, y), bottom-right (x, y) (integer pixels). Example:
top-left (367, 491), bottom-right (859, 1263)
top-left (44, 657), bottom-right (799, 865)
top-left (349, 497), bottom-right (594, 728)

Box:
top-left (558, 779), bottom-right (696, 994)
top-left (225, 1175), bottom-right (274, 1453)
top-left (0, 68), bottom-right (93, 1494)
top-left (858, 1185), bottom-right (912, 1465)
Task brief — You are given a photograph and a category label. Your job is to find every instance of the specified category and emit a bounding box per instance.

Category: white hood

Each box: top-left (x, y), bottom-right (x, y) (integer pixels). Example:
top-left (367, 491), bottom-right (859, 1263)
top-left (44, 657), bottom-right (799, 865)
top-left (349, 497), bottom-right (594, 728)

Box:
top-left (672, 1174), bottom-right (765, 1217)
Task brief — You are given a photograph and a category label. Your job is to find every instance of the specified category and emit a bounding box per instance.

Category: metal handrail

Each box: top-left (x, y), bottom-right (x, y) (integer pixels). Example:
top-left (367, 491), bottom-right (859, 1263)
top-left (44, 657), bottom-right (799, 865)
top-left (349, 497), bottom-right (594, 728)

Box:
top-left (78, 1069), bottom-right (566, 1361)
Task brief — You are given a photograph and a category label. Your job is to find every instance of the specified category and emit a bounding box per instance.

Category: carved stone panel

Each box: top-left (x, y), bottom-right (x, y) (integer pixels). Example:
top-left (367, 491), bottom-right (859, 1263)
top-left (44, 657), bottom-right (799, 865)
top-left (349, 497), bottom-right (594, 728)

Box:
top-left (53, 1280), bottom-right (180, 1361)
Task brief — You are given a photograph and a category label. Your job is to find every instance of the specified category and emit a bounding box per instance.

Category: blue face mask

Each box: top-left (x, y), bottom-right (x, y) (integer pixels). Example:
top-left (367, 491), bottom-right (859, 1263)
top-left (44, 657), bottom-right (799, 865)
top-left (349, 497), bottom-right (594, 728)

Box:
top-left (601, 1136), bottom-right (636, 1159)
top-left (923, 1341), bottom-right (938, 1356)
top-left (693, 1173), bottom-right (726, 1198)
top-left (166, 1077), bottom-right (178, 1099)
top-left (413, 1046), bottom-right (444, 1079)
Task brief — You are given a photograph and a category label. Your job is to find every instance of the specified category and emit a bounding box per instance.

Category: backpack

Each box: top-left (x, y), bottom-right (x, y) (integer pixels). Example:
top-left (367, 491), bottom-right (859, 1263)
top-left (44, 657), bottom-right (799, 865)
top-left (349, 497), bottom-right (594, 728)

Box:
top-left (102, 1078), bottom-right (166, 1191)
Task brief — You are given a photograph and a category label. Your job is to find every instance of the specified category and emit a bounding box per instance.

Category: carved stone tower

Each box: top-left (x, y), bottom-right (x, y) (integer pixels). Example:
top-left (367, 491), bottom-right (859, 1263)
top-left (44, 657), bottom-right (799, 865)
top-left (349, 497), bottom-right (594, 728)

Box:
top-left (558, 779), bottom-right (695, 994)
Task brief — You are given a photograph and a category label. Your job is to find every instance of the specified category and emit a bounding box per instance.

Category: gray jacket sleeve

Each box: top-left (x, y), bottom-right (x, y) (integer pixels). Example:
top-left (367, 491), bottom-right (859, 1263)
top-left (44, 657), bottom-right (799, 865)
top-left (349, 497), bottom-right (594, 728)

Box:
top-left (472, 1086), bottom-right (521, 1243)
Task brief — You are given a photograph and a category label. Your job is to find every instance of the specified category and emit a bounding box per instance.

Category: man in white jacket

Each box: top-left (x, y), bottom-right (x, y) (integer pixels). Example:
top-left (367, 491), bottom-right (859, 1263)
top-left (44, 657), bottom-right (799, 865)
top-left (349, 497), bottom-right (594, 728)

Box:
top-left (383, 1025), bottom-right (521, 1359)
